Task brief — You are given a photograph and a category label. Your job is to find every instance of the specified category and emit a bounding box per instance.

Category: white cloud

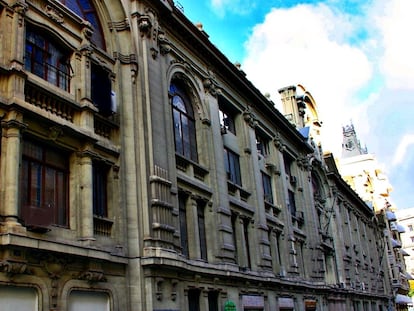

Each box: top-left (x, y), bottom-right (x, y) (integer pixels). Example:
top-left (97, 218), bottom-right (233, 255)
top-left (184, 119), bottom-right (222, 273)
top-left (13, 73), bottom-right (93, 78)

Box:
top-left (375, 0), bottom-right (414, 89)
top-left (392, 134), bottom-right (414, 166)
top-left (242, 4), bottom-right (372, 156)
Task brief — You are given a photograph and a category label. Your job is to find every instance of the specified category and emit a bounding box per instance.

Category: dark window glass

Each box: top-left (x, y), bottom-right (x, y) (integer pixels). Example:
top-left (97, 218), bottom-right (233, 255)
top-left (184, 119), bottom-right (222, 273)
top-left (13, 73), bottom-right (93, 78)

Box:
top-left (57, 0), bottom-right (105, 49)
top-left (219, 108), bottom-right (236, 134)
top-left (93, 161), bottom-right (108, 217)
top-left (288, 190), bottom-right (296, 217)
top-left (25, 27), bottom-right (70, 91)
top-left (243, 218), bottom-right (251, 269)
top-left (188, 289), bottom-right (200, 311)
top-left (224, 148), bottom-right (241, 186)
top-left (231, 213), bottom-right (238, 263)
top-left (283, 153), bottom-right (293, 176)
top-left (262, 172), bottom-right (273, 203)
top-left (179, 194), bottom-right (189, 257)
top-left (20, 139), bottom-right (68, 227)
top-left (208, 291), bottom-right (219, 311)
top-left (170, 81), bottom-right (198, 162)
top-left (91, 63), bottom-right (112, 117)
top-left (256, 131), bottom-right (269, 157)
top-left (197, 204), bottom-right (207, 261)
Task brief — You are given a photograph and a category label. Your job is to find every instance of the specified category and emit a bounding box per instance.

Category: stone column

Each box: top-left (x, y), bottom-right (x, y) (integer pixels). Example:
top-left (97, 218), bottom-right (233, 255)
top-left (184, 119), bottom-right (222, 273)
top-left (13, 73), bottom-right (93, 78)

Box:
top-left (78, 151), bottom-right (95, 242)
top-left (188, 195), bottom-right (200, 259)
top-left (0, 110), bottom-right (26, 232)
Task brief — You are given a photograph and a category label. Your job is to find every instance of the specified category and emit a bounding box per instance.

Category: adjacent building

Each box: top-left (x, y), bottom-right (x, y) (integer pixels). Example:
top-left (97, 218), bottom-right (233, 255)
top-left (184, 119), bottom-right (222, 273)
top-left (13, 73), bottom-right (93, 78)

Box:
top-left (339, 124), bottom-right (412, 310)
top-left (0, 0), bottom-right (394, 310)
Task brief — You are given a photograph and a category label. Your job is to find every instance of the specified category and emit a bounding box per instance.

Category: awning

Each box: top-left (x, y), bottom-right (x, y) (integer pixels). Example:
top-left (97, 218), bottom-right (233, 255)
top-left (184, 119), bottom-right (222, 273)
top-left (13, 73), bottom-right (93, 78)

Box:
top-left (395, 294), bottom-right (413, 305)
top-left (386, 211), bottom-right (397, 221)
top-left (401, 249), bottom-right (410, 256)
top-left (406, 272), bottom-right (414, 280)
top-left (397, 224), bottom-right (406, 233)
top-left (391, 238), bottom-right (402, 248)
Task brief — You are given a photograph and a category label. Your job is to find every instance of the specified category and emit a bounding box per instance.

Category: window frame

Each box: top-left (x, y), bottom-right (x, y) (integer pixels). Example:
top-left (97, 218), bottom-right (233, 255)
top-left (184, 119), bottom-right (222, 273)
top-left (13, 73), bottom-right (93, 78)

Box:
top-left (91, 63), bottom-right (113, 117)
top-left (20, 138), bottom-right (69, 228)
top-left (224, 147), bottom-right (242, 186)
top-left (25, 26), bottom-right (71, 91)
top-left (262, 172), bottom-right (273, 204)
top-left (92, 160), bottom-right (109, 218)
top-left (170, 81), bottom-right (198, 162)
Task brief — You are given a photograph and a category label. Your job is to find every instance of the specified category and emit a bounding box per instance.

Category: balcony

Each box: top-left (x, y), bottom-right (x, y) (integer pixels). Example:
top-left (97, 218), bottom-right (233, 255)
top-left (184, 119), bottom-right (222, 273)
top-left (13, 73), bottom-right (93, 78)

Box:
top-left (25, 81), bottom-right (77, 122)
top-left (93, 216), bottom-right (113, 237)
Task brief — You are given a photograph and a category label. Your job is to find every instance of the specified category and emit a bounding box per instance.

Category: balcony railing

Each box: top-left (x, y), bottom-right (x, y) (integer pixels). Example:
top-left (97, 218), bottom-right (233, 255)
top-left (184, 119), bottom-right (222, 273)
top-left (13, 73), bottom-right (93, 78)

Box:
top-left (25, 81), bottom-right (77, 122)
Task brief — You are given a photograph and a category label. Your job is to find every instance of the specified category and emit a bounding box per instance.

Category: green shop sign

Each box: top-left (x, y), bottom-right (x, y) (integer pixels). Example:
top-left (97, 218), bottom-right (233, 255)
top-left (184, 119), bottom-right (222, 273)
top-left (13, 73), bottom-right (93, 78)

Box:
top-left (224, 300), bottom-right (236, 311)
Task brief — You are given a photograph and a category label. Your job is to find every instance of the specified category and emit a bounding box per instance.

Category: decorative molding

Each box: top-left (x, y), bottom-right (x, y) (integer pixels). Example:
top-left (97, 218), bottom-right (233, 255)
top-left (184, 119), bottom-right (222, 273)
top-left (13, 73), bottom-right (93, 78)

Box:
top-left (48, 126), bottom-right (63, 141)
top-left (45, 5), bottom-right (64, 23)
top-left (243, 107), bottom-right (257, 128)
top-left (137, 14), bottom-right (152, 37)
top-left (158, 31), bottom-right (171, 55)
top-left (203, 70), bottom-right (220, 96)
top-left (273, 132), bottom-right (285, 152)
top-left (0, 260), bottom-right (29, 275)
top-left (108, 18), bottom-right (130, 32)
top-left (78, 269), bottom-right (107, 283)
top-left (12, 2), bottom-right (28, 27)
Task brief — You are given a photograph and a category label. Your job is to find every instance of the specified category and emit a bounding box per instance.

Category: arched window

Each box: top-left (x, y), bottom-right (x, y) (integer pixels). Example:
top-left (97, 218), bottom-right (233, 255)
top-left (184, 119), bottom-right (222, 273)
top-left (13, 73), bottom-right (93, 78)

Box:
top-left (170, 80), bottom-right (198, 162)
top-left (57, 0), bottom-right (105, 49)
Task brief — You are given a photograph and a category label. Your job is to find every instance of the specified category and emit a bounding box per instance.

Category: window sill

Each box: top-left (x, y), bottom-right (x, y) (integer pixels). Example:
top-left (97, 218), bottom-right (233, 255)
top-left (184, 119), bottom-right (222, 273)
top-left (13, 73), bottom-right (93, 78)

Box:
top-left (175, 153), bottom-right (209, 181)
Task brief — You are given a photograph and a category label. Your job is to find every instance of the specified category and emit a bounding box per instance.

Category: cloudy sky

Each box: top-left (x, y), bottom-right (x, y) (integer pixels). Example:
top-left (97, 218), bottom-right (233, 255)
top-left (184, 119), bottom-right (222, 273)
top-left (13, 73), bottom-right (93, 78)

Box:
top-left (177, 0), bottom-right (414, 209)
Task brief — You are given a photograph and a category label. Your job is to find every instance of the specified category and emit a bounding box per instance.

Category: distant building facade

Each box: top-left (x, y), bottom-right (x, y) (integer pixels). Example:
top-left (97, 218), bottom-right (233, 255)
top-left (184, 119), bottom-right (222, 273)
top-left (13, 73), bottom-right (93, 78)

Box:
top-left (339, 124), bottom-right (412, 310)
top-left (396, 208), bottom-right (414, 276)
top-left (0, 0), bottom-right (393, 310)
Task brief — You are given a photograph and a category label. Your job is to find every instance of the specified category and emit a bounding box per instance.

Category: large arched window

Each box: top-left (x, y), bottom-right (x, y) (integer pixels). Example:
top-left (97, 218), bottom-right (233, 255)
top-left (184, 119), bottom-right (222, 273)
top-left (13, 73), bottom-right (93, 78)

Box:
top-left (170, 80), bottom-right (198, 162)
top-left (57, 0), bottom-right (105, 49)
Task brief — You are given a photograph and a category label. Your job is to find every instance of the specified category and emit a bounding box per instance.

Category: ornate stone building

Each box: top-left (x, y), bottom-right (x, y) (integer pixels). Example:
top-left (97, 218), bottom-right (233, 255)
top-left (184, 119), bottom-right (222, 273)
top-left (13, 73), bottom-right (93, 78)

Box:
top-left (0, 0), bottom-right (392, 310)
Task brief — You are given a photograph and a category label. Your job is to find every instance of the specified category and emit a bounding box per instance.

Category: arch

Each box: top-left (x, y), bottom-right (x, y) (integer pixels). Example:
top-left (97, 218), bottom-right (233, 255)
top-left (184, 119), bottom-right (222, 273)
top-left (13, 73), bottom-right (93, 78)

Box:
top-left (169, 76), bottom-right (198, 162)
top-left (166, 62), bottom-right (208, 121)
top-left (57, 0), bottom-right (106, 49)
top-left (61, 279), bottom-right (119, 311)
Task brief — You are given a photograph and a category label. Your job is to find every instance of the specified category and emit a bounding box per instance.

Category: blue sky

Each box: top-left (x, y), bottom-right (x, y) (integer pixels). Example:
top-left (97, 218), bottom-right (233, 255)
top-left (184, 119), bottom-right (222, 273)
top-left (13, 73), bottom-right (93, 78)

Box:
top-left (177, 0), bottom-right (414, 210)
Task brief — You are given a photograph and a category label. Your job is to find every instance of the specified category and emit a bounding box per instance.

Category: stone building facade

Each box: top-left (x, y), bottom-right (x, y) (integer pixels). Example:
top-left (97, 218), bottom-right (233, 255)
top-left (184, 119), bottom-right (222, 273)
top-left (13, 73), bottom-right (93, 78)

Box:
top-left (0, 0), bottom-right (392, 310)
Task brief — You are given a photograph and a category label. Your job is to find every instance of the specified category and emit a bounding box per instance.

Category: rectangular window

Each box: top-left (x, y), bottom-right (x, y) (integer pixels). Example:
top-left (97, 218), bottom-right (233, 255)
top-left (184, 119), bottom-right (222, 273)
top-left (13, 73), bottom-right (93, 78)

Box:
top-left (283, 153), bottom-right (293, 177)
top-left (197, 204), bottom-right (207, 261)
top-left (188, 288), bottom-right (200, 311)
top-left (208, 291), bottom-right (219, 311)
top-left (288, 190), bottom-right (296, 217)
top-left (224, 148), bottom-right (242, 186)
top-left (262, 172), bottom-right (273, 203)
top-left (179, 194), bottom-right (189, 257)
top-left (91, 63), bottom-right (113, 117)
top-left (20, 139), bottom-right (68, 228)
top-left (243, 218), bottom-right (251, 269)
top-left (25, 27), bottom-right (70, 91)
top-left (231, 213), bottom-right (238, 264)
top-left (219, 108), bottom-right (236, 134)
top-left (256, 131), bottom-right (269, 157)
top-left (93, 161), bottom-right (108, 217)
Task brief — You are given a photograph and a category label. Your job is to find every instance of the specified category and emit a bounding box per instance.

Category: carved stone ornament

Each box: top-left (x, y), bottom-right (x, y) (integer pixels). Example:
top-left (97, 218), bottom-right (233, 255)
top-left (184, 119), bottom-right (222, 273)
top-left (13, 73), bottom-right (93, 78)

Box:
top-left (12, 2), bottom-right (28, 27)
top-left (273, 132), bottom-right (285, 152)
top-left (78, 269), bottom-right (107, 283)
top-left (82, 22), bottom-right (94, 41)
top-left (203, 70), bottom-right (220, 96)
top-left (138, 14), bottom-right (152, 36)
top-left (0, 260), bottom-right (29, 275)
top-left (297, 154), bottom-right (311, 170)
top-left (158, 31), bottom-right (171, 55)
top-left (243, 107), bottom-right (257, 128)
top-left (45, 5), bottom-right (64, 23)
